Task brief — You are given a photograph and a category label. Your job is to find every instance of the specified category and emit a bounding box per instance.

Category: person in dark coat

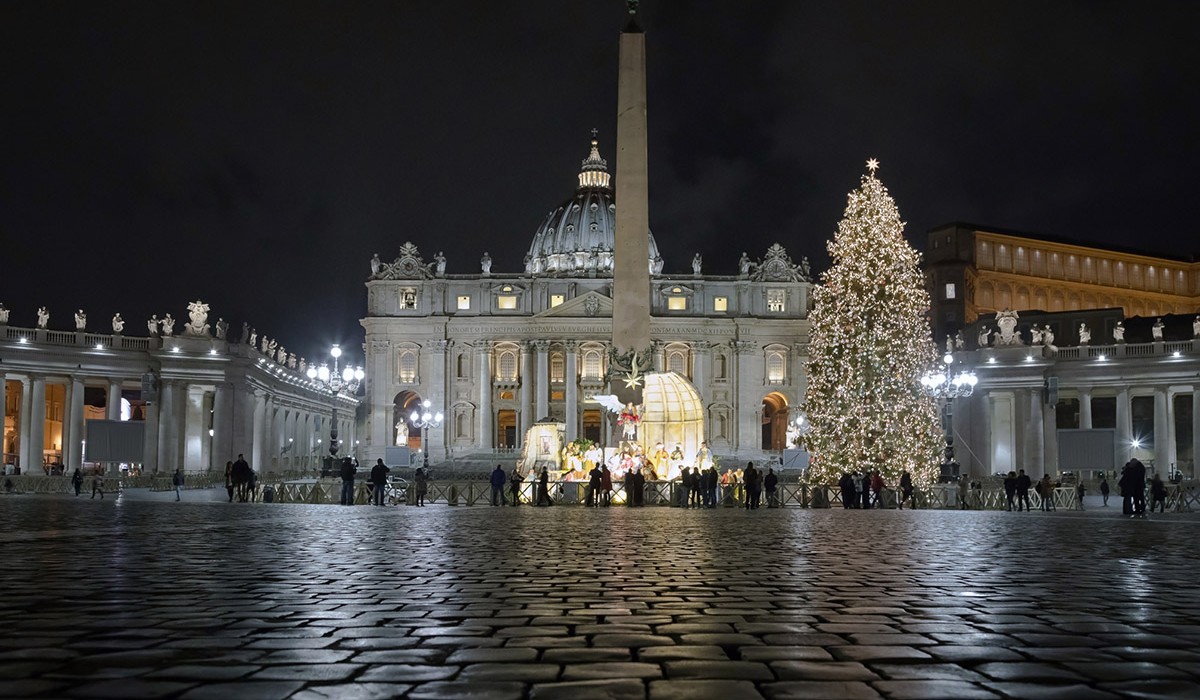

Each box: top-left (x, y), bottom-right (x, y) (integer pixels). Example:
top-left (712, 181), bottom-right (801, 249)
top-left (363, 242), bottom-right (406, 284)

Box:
top-left (1003, 471), bottom-right (1017, 511)
top-left (1015, 469), bottom-right (1033, 512)
top-left (899, 471), bottom-right (914, 510)
top-left (600, 465), bottom-right (612, 507)
top-left (1099, 475), bottom-right (1110, 506)
top-left (233, 454), bottom-right (251, 502)
top-left (489, 464), bottom-right (507, 506)
top-left (860, 472), bottom-right (872, 509)
top-left (509, 466), bottom-right (523, 506)
top-left (587, 464), bottom-right (601, 507)
top-left (764, 467), bottom-right (779, 508)
top-left (839, 473), bottom-right (855, 509)
top-left (706, 466), bottom-right (719, 508)
top-left (1127, 459), bottom-right (1147, 517)
top-left (744, 462), bottom-right (761, 510)
top-left (71, 467), bottom-right (84, 497)
top-left (224, 461), bottom-right (235, 502)
top-left (679, 467), bottom-right (692, 508)
top-left (1150, 472), bottom-right (1168, 513)
top-left (537, 467), bottom-right (552, 506)
top-left (413, 467), bottom-right (428, 506)
top-left (339, 457), bottom-right (356, 506)
top-left (370, 458), bottom-right (391, 506)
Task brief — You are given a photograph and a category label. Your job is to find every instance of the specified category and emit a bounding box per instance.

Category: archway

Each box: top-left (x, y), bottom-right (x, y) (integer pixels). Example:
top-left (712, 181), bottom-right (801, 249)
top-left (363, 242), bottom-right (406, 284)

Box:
top-left (762, 392), bottom-right (789, 450)
top-left (392, 391), bottom-right (423, 449)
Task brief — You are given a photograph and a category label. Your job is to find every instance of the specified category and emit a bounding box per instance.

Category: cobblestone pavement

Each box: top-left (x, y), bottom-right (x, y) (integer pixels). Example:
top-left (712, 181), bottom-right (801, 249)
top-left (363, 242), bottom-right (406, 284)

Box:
top-left (2, 491), bottom-right (1199, 699)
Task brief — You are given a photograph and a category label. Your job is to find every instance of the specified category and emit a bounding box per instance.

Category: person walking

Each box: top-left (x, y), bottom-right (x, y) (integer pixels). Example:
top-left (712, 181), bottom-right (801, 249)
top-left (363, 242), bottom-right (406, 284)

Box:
top-left (1015, 469), bottom-right (1033, 512)
top-left (339, 457), bottom-right (356, 506)
top-left (370, 458), bottom-right (391, 506)
top-left (899, 470), bottom-right (914, 510)
top-left (1003, 471), bottom-right (1017, 511)
top-left (71, 467), bottom-right (83, 497)
top-left (413, 467), bottom-right (428, 506)
top-left (91, 471), bottom-right (105, 500)
top-left (536, 467), bottom-right (552, 506)
top-left (1076, 481), bottom-right (1086, 510)
top-left (1099, 475), bottom-right (1110, 506)
top-left (172, 468), bottom-right (185, 501)
top-left (232, 454), bottom-right (251, 502)
top-left (1149, 471), bottom-right (1167, 514)
top-left (509, 466), bottom-right (522, 506)
top-left (489, 464), bottom-right (507, 506)
top-left (224, 461), bottom-right (235, 502)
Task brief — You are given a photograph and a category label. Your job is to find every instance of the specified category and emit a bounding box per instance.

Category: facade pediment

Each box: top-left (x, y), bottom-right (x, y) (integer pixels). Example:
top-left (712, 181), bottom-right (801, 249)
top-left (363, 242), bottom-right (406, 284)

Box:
top-left (534, 290), bottom-right (612, 318)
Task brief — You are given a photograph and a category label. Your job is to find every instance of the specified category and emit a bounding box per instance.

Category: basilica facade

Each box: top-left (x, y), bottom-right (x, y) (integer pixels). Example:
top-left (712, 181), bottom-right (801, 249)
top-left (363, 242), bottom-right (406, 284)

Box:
top-left (360, 139), bottom-right (814, 465)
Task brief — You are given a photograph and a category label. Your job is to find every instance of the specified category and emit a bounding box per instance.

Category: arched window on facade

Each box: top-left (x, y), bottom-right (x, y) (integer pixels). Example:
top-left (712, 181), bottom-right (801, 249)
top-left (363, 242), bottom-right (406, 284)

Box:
top-left (582, 349), bottom-right (603, 380)
top-left (497, 350), bottom-right (518, 382)
top-left (550, 353), bottom-right (565, 383)
top-left (396, 348), bottom-right (419, 383)
top-left (766, 348), bottom-right (787, 384)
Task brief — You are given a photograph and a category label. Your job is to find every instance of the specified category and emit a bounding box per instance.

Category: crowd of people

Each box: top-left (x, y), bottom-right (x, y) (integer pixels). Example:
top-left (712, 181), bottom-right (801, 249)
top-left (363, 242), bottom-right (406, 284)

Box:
top-left (836, 470), bottom-right (916, 509)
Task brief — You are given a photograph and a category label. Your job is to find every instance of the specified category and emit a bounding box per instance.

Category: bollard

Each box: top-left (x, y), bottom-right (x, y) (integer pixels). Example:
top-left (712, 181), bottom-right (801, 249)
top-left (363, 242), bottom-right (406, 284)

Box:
top-left (406, 484), bottom-right (416, 506)
top-left (448, 484), bottom-right (458, 506)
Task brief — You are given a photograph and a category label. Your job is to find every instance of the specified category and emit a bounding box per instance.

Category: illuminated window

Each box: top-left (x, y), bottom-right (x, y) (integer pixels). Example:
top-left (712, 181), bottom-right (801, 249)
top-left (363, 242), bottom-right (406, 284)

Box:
top-left (397, 350), bottom-right (418, 383)
top-left (400, 290), bottom-right (417, 310)
top-left (550, 294), bottom-right (565, 307)
top-left (497, 351), bottom-right (518, 381)
top-left (713, 296), bottom-right (728, 312)
top-left (766, 350), bottom-right (786, 384)
top-left (666, 350), bottom-right (687, 375)
top-left (668, 297), bottom-right (687, 311)
top-left (944, 283), bottom-right (956, 300)
top-left (767, 289), bottom-right (785, 312)
top-left (499, 391), bottom-right (514, 400)
top-left (497, 296), bottom-right (517, 310)
top-left (457, 295), bottom-right (470, 310)
top-left (582, 350), bottom-right (603, 379)
top-left (550, 353), bottom-right (565, 382)
top-left (551, 390), bottom-right (565, 401)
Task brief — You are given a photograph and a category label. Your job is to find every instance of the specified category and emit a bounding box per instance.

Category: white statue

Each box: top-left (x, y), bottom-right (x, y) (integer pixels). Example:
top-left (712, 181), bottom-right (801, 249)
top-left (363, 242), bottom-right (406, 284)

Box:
top-left (185, 300), bottom-right (211, 336)
top-left (435, 251), bottom-right (446, 277)
top-left (0, 303), bottom-right (8, 324)
top-left (1042, 324), bottom-right (1055, 347)
top-left (739, 252), bottom-right (751, 276)
top-left (395, 421), bottom-right (409, 446)
top-left (977, 326), bottom-right (991, 348)
top-left (261, 336), bottom-right (270, 353)
top-left (268, 339), bottom-right (278, 357)
top-left (215, 317), bottom-right (228, 340)
top-left (692, 253), bottom-right (702, 275)
top-left (1194, 315), bottom-right (1200, 338)
top-left (994, 310), bottom-right (1021, 345)
top-left (160, 314), bottom-right (175, 336)
top-left (248, 328), bottom-right (257, 347)
top-left (36, 307), bottom-right (49, 329)
top-left (651, 255), bottom-right (664, 275)
top-left (1078, 323), bottom-right (1091, 344)
top-left (112, 313), bottom-right (125, 334)
top-left (945, 336), bottom-right (955, 354)
top-left (74, 309), bottom-right (86, 331)
top-left (954, 331), bottom-right (965, 349)
top-left (1113, 321), bottom-right (1125, 342)
top-left (799, 257), bottom-right (812, 280)
top-left (299, 358), bottom-right (307, 374)
top-left (370, 253), bottom-right (381, 276)
top-left (287, 353), bottom-right (297, 369)
top-left (480, 252), bottom-right (492, 275)
top-left (1030, 326), bottom-right (1043, 345)
top-left (1152, 318), bottom-right (1164, 340)
top-left (523, 253), bottom-right (533, 275)
top-left (148, 315), bottom-right (159, 336)
top-left (277, 346), bottom-right (287, 364)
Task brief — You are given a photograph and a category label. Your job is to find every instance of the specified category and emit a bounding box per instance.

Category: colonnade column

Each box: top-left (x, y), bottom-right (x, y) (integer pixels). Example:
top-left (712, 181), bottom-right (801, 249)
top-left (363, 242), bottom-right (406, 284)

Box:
top-left (1078, 388), bottom-right (1093, 430)
top-left (65, 375), bottom-right (85, 468)
top-left (1042, 393), bottom-right (1058, 476)
top-left (476, 342), bottom-right (493, 449)
top-left (1192, 390), bottom-right (1200, 480)
top-left (211, 384), bottom-right (231, 470)
top-left (106, 379), bottom-right (122, 476)
top-left (251, 392), bottom-right (267, 472)
top-left (0, 374), bottom-right (6, 466)
top-left (519, 342), bottom-right (533, 435)
top-left (18, 378), bottom-right (32, 471)
top-left (564, 341), bottom-right (578, 443)
top-left (29, 376), bottom-right (46, 474)
top-left (1153, 388), bottom-right (1169, 472)
top-left (534, 340), bottom-right (549, 422)
top-left (157, 381), bottom-right (177, 473)
top-left (1025, 389), bottom-right (1044, 476)
top-left (1115, 388), bottom-right (1132, 468)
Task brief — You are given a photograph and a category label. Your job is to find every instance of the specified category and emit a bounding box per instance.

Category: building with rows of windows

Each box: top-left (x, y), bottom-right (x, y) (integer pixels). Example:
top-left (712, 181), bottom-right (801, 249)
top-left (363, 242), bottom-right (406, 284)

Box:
top-left (359, 138), bottom-right (814, 466)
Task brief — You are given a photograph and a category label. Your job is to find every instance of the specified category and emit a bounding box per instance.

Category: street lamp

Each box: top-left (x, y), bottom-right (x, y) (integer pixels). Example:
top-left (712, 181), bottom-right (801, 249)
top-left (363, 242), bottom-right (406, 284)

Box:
top-left (409, 399), bottom-right (443, 468)
top-left (921, 353), bottom-right (978, 482)
top-left (307, 344), bottom-right (365, 463)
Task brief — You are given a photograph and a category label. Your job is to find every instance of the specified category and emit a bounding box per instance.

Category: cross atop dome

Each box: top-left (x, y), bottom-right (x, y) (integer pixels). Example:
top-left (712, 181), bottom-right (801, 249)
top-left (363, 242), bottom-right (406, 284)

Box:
top-left (578, 132), bottom-right (611, 189)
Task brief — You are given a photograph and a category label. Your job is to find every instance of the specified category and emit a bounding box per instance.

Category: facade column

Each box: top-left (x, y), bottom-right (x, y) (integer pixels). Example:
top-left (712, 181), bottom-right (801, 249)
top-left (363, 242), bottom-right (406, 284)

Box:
top-left (653, 341), bottom-right (666, 373)
top-left (429, 339), bottom-right (450, 462)
top-left (1078, 388), bottom-right (1092, 429)
top-left (534, 340), bottom-right (550, 422)
top-left (1115, 388), bottom-right (1132, 469)
top-left (367, 338), bottom-right (391, 459)
top-left (29, 376), bottom-right (46, 474)
top-left (211, 384), bottom-right (231, 470)
top-left (141, 391), bottom-right (160, 474)
top-left (1025, 389), bottom-right (1044, 477)
top-left (251, 392), bottom-right (267, 473)
top-left (1042, 393), bottom-right (1058, 476)
top-left (1153, 388), bottom-right (1169, 473)
top-left (691, 342), bottom-right (709, 393)
top-left (18, 378), bottom-right (32, 471)
top-left (519, 342), bottom-right (533, 436)
top-left (476, 342), bottom-right (493, 449)
top-left (105, 378), bottom-right (124, 474)
top-left (564, 341), bottom-right (578, 442)
top-left (156, 381), bottom-right (177, 473)
top-left (65, 376), bottom-right (85, 468)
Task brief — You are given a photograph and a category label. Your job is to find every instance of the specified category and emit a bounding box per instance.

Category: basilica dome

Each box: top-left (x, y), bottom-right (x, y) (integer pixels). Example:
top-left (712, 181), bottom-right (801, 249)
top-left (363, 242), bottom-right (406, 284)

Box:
top-left (525, 138), bottom-right (661, 276)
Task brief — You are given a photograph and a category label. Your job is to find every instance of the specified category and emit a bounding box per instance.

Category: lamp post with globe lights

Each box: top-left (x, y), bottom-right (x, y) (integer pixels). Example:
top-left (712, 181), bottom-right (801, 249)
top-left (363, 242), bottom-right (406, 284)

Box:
top-left (920, 352), bottom-right (978, 482)
top-left (306, 344), bottom-right (365, 464)
top-left (409, 399), bottom-right (443, 469)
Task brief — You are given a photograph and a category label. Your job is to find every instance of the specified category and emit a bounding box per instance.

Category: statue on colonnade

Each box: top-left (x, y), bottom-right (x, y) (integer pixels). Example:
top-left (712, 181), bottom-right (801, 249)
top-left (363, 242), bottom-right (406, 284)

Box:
top-left (148, 315), bottom-right (159, 336)
top-left (112, 313), bottom-right (124, 334)
top-left (36, 307), bottom-right (49, 329)
top-left (74, 309), bottom-right (86, 331)
top-left (185, 300), bottom-right (211, 336)
top-left (1113, 321), bottom-right (1125, 342)
top-left (215, 317), bottom-right (228, 340)
top-left (160, 314), bottom-right (175, 336)
top-left (1152, 318), bottom-right (1164, 340)
top-left (1078, 323), bottom-right (1091, 344)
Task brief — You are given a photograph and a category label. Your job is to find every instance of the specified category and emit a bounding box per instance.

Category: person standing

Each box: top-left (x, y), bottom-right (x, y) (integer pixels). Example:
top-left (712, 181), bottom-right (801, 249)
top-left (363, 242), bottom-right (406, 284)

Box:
top-left (1099, 475), bottom-right (1110, 507)
top-left (957, 476), bottom-right (970, 510)
top-left (860, 472), bottom-right (872, 509)
top-left (764, 467), bottom-right (779, 508)
top-left (1076, 480), bottom-right (1086, 510)
top-left (71, 467), bottom-right (83, 497)
top-left (899, 471), bottom-right (914, 510)
top-left (870, 471), bottom-right (885, 509)
top-left (413, 467), bottom-right (428, 506)
top-left (1038, 474), bottom-right (1055, 511)
top-left (224, 461), bottom-right (235, 502)
top-left (509, 466), bottom-right (523, 506)
top-left (1015, 469), bottom-right (1032, 512)
top-left (586, 463), bottom-right (601, 507)
top-left (600, 465), bottom-right (612, 507)
top-left (1129, 459), bottom-right (1147, 517)
top-left (679, 467), bottom-right (692, 508)
top-left (91, 472), bottom-right (105, 500)
top-left (173, 468), bottom-right (185, 501)
top-left (744, 462), bottom-right (761, 510)
top-left (1003, 471), bottom-right (1017, 511)
top-left (839, 473), bottom-right (855, 509)
top-left (339, 457), bottom-right (356, 506)
top-left (537, 467), bottom-right (552, 506)
top-left (706, 466), bottom-right (719, 508)
top-left (1150, 472), bottom-right (1167, 513)
top-left (232, 453), bottom-right (250, 502)
top-left (370, 459), bottom-right (391, 506)
top-left (489, 464), bottom-right (507, 506)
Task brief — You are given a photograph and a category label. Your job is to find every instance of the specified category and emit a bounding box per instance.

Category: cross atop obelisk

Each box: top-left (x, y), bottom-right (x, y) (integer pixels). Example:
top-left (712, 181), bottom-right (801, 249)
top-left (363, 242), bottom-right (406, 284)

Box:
top-left (610, 0), bottom-right (651, 403)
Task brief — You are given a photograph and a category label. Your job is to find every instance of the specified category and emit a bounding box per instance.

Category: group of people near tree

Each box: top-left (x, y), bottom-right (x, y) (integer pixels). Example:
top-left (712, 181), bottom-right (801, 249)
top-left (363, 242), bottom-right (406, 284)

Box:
top-left (837, 470), bottom-right (915, 509)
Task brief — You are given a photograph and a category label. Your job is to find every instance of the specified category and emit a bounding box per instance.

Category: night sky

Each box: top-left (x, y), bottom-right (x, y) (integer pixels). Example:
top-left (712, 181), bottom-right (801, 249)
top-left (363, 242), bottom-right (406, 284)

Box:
top-left (3, 1), bottom-right (1197, 367)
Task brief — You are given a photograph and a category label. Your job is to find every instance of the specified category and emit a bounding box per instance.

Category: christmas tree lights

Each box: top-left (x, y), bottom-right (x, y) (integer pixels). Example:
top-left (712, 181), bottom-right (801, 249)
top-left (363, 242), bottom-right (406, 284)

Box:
top-left (804, 160), bottom-right (942, 486)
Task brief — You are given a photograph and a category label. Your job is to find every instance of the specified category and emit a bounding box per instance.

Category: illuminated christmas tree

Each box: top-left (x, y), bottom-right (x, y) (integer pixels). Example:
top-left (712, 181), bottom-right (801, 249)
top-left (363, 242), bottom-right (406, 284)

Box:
top-left (804, 159), bottom-right (942, 486)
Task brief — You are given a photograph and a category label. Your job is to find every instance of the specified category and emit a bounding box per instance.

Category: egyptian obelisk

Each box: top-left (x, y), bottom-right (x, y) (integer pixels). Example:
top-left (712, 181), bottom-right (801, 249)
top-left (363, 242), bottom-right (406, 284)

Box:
top-left (610, 1), bottom-right (651, 404)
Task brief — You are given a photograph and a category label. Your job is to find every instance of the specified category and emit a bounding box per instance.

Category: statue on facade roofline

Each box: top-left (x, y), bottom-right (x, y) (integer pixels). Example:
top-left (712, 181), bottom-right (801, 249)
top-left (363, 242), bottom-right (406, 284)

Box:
top-left (112, 313), bottom-right (124, 334)
top-left (240, 321), bottom-right (250, 343)
top-left (481, 252), bottom-right (492, 275)
top-left (954, 330), bottom-right (964, 349)
top-left (945, 336), bottom-right (955, 355)
top-left (434, 251), bottom-right (447, 277)
top-left (1194, 315), bottom-right (1200, 338)
top-left (277, 346), bottom-right (287, 364)
top-left (738, 252), bottom-right (752, 277)
top-left (287, 352), bottom-right (297, 369)
top-left (370, 253), bottom-right (381, 276)
top-left (261, 336), bottom-right (270, 353)
top-left (1152, 317), bottom-right (1164, 340)
top-left (299, 357), bottom-right (307, 374)
top-left (1042, 324), bottom-right (1055, 348)
top-left (36, 306), bottom-right (49, 329)
top-left (1113, 321), bottom-right (1125, 342)
top-left (185, 300), bottom-right (211, 336)
top-left (248, 328), bottom-right (257, 347)
top-left (160, 314), bottom-right (175, 336)
top-left (0, 303), bottom-right (9, 324)
top-left (1030, 326), bottom-right (1043, 345)
top-left (799, 256), bottom-right (812, 281)
top-left (692, 253), bottom-right (702, 276)
top-left (74, 309), bottom-right (86, 331)
top-left (268, 339), bottom-right (278, 358)
top-left (1078, 323), bottom-right (1091, 344)
top-left (994, 309), bottom-right (1021, 345)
